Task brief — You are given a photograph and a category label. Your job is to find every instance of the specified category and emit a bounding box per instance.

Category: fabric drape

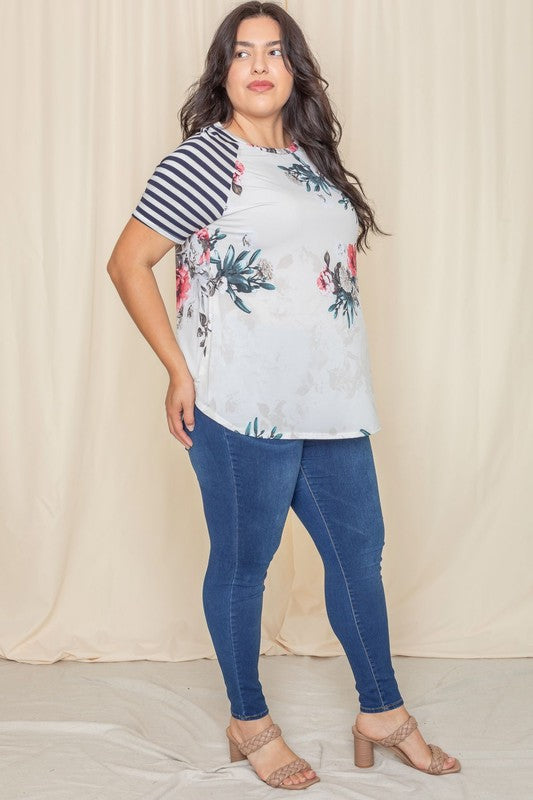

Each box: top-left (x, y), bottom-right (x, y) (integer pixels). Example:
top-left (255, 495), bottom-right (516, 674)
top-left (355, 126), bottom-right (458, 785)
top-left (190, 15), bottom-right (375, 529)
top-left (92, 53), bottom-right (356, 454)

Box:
top-left (0, 0), bottom-right (531, 663)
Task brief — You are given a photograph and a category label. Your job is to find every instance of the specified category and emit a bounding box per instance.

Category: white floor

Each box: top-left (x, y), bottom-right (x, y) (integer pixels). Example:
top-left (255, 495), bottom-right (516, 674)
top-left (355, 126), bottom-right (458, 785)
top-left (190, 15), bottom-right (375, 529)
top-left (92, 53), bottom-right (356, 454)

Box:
top-left (1, 653), bottom-right (531, 799)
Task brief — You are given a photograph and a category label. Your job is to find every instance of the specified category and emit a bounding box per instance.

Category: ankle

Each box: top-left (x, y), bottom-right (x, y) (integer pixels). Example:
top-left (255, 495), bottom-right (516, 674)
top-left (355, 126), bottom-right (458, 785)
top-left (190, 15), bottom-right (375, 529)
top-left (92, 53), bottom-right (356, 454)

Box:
top-left (357, 705), bottom-right (408, 724)
top-left (230, 713), bottom-right (272, 736)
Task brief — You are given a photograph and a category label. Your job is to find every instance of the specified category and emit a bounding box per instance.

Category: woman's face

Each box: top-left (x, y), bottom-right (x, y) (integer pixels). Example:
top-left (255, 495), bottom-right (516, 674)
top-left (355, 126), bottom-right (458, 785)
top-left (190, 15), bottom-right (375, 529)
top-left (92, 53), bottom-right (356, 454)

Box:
top-left (224, 16), bottom-right (294, 119)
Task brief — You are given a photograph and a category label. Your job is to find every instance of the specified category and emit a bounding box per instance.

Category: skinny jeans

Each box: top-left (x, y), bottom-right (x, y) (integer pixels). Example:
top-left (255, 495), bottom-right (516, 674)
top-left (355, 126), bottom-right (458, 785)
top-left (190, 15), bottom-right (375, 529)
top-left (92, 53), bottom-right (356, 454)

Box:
top-left (185, 403), bottom-right (404, 720)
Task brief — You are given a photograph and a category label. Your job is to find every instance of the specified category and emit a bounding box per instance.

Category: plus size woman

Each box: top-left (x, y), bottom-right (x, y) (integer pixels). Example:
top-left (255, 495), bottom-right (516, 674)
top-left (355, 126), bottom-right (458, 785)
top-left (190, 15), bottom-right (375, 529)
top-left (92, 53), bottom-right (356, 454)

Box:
top-left (107, 1), bottom-right (461, 790)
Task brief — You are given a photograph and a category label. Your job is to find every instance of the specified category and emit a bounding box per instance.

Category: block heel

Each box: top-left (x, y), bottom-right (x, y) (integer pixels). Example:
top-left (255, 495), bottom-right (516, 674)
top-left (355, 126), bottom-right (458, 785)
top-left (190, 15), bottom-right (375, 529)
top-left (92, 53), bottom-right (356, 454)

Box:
top-left (353, 729), bottom-right (375, 768)
top-left (228, 736), bottom-right (247, 762)
top-left (351, 715), bottom-right (461, 775)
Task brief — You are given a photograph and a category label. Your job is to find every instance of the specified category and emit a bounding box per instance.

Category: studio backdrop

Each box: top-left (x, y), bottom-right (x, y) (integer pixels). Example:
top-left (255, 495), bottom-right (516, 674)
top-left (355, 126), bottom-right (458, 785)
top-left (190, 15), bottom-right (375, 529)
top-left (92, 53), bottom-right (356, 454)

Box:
top-left (0, 0), bottom-right (531, 663)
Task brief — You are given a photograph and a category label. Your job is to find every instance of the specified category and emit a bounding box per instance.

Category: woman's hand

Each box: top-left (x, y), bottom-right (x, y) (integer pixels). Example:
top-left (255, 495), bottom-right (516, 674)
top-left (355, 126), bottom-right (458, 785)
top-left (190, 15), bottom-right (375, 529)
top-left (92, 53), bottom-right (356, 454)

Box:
top-left (165, 371), bottom-right (196, 449)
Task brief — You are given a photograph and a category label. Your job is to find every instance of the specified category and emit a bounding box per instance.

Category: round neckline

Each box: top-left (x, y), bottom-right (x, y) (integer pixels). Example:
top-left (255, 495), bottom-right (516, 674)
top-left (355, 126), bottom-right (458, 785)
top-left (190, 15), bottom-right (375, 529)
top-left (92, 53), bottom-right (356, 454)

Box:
top-left (214, 121), bottom-right (298, 153)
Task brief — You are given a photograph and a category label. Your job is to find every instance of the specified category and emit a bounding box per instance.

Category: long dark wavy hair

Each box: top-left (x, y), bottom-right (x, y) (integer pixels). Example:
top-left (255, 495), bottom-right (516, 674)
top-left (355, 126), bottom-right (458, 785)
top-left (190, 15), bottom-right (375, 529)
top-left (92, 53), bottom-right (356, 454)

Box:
top-left (179, 1), bottom-right (390, 253)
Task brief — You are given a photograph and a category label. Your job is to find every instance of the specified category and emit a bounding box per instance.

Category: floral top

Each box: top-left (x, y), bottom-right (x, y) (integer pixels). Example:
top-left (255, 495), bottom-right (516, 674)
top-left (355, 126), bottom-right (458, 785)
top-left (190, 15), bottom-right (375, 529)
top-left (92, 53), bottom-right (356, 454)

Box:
top-left (131, 121), bottom-right (381, 439)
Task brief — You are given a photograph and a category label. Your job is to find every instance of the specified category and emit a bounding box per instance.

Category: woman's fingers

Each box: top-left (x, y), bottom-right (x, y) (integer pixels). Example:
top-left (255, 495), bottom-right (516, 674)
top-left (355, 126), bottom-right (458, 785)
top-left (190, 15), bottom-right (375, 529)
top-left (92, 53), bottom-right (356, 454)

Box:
top-left (181, 406), bottom-right (195, 434)
top-left (165, 376), bottom-right (195, 449)
top-left (169, 415), bottom-right (193, 449)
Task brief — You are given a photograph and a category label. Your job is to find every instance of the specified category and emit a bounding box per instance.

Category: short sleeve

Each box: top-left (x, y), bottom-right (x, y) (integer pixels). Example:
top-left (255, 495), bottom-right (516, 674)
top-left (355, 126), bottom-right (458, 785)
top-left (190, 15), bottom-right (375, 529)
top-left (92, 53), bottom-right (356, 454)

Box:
top-left (131, 131), bottom-right (233, 245)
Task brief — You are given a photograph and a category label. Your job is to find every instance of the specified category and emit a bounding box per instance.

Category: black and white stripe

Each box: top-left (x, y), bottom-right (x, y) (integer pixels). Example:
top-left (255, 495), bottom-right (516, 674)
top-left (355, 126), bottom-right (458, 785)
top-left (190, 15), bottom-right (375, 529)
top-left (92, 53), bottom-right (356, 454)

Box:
top-left (131, 125), bottom-right (238, 245)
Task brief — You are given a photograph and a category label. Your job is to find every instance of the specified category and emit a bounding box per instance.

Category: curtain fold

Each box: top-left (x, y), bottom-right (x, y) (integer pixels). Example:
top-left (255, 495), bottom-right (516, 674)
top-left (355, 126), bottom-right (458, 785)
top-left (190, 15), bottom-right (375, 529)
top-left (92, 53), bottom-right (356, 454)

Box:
top-left (0, 0), bottom-right (530, 663)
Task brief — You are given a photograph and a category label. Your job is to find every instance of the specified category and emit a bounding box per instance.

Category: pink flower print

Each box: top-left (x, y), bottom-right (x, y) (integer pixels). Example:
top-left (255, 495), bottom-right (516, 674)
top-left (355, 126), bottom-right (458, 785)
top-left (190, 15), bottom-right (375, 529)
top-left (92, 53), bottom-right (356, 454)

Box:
top-left (317, 267), bottom-right (334, 294)
top-left (196, 227), bottom-right (211, 265)
top-left (347, 242), bottom-right (357, 277)
top-left (176, 263), bottom-right (191, 310)
top-left (317, 248), bottom-right (360, 328)
top-left (232, 160), bottom-right (245, 195)
top-left (233, 160), bottom-right (245, 182)
top-left (287, 142), bottom-right (298, 152)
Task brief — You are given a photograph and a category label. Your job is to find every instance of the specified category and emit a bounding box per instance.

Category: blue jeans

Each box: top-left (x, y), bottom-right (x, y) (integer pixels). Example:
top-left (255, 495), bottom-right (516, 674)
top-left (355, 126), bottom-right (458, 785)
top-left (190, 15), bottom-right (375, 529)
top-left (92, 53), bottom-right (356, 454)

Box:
top-left (184, 404), bottom-right (404, 720)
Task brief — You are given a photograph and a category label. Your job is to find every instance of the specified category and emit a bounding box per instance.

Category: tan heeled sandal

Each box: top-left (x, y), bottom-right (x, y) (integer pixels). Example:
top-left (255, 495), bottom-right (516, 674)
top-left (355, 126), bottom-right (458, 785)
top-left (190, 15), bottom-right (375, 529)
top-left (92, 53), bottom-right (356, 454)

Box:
top-left (352, 714), bottom-right (461, 775)
top-left (226, 722), bottom-right (320, 789)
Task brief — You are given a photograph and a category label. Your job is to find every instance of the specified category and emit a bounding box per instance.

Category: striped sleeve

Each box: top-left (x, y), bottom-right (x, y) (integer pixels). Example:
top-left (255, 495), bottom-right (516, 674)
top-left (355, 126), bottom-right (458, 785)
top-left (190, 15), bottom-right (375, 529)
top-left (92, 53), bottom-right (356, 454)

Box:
top-left (131, 129), bottom-right (235, 245)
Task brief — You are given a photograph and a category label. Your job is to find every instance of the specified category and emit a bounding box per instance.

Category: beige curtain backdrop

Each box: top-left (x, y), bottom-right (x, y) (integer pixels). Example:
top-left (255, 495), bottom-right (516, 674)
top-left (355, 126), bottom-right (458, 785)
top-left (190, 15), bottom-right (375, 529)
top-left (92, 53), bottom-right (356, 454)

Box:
top-left (0, 0), bottom-right (531, 664)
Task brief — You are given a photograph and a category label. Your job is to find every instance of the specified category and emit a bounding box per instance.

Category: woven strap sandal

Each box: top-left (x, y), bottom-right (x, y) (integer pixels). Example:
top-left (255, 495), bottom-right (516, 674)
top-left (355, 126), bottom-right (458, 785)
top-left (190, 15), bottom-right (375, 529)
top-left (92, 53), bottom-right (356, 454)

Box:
top-left (352, 714), bottom-right (461, 775)
top-left (226, 722), bottom-right (320, 789)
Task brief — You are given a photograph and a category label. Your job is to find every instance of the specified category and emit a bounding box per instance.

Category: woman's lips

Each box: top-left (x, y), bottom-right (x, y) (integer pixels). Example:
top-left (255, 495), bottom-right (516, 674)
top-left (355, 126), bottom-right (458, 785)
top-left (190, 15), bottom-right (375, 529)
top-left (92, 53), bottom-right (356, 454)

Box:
top-left (248, 83), bottom-right (274, 92)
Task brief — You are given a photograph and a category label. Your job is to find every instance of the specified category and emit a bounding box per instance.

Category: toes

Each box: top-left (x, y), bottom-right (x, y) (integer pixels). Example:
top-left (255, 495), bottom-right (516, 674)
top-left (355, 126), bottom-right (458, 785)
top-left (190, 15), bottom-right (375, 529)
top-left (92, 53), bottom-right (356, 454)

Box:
top-left (282, 769), bottom-right (314, 785)
top-left (282, 773), bottom-right (298, 786)
top-left (441, 751), bottom-right (456, 769)
top-left (282, 774), bottom-right (298, 786)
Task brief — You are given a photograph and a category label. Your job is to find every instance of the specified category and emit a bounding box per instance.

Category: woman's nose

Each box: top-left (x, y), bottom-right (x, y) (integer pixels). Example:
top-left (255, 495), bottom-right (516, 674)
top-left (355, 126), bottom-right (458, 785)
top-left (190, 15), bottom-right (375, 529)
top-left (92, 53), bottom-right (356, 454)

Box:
top-left (251, 56), bottom-right (267, 72)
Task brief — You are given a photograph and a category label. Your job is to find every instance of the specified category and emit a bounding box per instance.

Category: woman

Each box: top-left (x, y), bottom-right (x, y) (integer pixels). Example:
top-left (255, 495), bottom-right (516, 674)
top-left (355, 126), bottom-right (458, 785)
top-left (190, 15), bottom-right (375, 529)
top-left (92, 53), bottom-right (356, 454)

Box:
top-left (107, 1), bottom-right (460, 790)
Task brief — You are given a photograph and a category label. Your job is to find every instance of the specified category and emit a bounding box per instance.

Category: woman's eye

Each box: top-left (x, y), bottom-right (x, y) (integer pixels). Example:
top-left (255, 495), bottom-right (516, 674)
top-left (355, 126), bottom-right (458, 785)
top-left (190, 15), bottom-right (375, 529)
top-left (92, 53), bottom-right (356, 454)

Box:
top-left (234, 48), bottom-right (283, 58)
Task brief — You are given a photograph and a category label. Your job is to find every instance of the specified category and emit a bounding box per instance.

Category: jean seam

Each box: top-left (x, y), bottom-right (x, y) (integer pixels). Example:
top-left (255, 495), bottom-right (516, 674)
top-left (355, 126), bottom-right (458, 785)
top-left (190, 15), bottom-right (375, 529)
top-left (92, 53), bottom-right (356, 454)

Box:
top-left (231, 709), bottom-right (270, 720)
top-left (360, 699), bottom-right (404, 712)
top-left (298, 462), bottom-right (386, 709)
top-left (223, 427), bottom-right (246, 718)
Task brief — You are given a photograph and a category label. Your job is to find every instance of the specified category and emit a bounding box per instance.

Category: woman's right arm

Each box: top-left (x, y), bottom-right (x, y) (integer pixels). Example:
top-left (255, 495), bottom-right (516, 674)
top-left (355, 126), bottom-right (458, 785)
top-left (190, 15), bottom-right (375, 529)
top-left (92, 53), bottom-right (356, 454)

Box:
top-left (106, 216), bottom-right (195, 449)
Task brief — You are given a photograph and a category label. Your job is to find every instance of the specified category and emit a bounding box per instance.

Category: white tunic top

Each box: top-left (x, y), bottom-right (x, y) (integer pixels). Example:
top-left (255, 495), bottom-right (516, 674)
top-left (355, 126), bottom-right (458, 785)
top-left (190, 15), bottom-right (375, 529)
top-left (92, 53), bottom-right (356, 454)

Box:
top-left (131, 121), bottom-right (381, 439)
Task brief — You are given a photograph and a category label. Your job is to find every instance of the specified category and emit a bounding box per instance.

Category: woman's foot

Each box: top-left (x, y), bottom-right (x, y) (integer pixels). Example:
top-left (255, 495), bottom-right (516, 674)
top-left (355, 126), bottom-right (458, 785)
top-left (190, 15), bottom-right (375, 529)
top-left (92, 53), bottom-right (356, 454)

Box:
top-left (228, 713), bottom-right (318, 787)
top-left (355, 705), bottom-right (457, 771)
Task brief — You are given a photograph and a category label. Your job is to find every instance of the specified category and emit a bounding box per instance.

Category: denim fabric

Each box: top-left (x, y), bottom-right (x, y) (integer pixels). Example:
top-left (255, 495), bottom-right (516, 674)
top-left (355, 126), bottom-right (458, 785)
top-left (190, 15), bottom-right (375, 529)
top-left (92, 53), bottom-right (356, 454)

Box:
top-left (184, 403), bottom-right (404, 720)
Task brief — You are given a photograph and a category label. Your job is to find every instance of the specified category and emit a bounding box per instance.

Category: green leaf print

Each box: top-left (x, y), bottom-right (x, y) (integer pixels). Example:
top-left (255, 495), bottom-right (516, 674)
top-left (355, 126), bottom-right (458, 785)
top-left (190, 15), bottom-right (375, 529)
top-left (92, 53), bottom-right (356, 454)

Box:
top-left (338, 193), bottom-right (351, 209)
top-left (243, 416), bottom-right (284, 438)
top-left (317, 249), bottom-right (360, 328)
top-left (327, 291), bottom-right (359, 327)
top-left (211, 244), bottom-right (275, 314)
top-left (223, 244), bottom-right (235, 271)
top-left (278, 154), bottom-right (332, 196)
top-left (233, 295), bottom-right (250, 313)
